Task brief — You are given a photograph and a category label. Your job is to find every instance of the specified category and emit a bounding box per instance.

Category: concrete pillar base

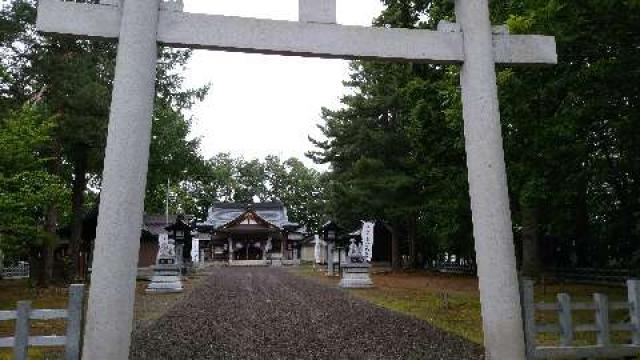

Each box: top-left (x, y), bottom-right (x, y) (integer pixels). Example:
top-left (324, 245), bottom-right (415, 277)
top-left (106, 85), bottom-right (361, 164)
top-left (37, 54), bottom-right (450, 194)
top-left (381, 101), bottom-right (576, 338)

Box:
top-left (339, 263), bottom-right (374, 288)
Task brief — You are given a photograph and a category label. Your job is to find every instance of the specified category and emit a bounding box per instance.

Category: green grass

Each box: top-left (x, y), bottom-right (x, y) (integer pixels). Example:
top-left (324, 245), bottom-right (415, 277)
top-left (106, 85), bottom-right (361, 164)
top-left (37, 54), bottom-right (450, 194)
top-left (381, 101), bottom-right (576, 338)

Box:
top-left (353, 287), bottom-right (484, 344)
top-left (291, 265), bottom-right (639, 352)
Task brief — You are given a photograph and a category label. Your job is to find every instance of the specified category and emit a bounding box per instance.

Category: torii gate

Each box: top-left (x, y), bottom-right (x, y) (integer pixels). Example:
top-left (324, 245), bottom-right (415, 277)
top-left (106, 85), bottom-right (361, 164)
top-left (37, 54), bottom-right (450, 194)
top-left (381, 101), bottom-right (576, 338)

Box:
top-left (36, 0), bottom-right (556, 358)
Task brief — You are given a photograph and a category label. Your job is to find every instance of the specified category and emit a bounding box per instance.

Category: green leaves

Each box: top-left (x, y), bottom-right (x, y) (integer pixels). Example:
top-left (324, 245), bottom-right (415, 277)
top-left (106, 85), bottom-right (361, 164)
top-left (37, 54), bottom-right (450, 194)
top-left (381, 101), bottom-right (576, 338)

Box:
top-left (0, 106), bottom-right (69, 258)
top-left (152, 153), bottom-right (324, 232)
top-left (312, 0), bottom-right (640, 268)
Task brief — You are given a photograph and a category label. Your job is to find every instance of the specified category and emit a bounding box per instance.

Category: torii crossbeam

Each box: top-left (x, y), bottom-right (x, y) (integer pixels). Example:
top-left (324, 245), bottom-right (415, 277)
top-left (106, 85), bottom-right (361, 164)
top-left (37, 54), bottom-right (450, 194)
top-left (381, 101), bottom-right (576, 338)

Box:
top-left (36, 1), bottom-right (556, 359)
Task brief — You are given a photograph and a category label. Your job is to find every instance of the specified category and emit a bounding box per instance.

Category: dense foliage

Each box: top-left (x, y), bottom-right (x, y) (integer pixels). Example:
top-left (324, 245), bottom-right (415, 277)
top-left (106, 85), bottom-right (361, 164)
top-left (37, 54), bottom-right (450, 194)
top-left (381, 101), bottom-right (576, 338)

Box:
top-left (310, 0), bottom-right (640, 271)
top-left (169, 154), bottom-right (326, 234)
top-left (0, 0), bottom-right (208, 282)
top-left (1, 0), bottom-right (638, 282)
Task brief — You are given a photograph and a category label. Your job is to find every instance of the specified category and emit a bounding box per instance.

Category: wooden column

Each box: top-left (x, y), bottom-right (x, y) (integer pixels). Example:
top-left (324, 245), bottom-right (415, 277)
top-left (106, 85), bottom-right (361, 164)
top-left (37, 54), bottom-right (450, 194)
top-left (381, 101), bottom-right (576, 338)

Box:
top-left (13, 301), bottom-right (30, 360)
top-left (628, 280), bottom-right (640, 345)
top-left (521, 279), bottom-right (537, 359)
top-left (593, 293), bottom-right (610, 346)
top-left (557, 293), bottom-right (573, 346)
top-left (65, 284), bottom-right (85, 360)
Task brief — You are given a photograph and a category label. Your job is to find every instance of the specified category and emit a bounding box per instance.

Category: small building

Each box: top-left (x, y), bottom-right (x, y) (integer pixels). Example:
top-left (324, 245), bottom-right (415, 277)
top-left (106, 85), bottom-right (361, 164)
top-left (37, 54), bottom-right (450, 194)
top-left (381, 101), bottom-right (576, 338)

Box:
top-left (299, 234), bottom-right (321, 263)
top-left (198, 201), bottom-right (304, 264)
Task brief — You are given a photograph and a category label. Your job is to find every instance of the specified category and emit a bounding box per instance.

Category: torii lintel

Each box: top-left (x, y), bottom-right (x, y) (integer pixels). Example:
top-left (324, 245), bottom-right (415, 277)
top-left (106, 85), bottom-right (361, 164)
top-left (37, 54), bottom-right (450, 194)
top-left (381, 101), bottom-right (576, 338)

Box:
top-left (36, 0), bottom-right (556, 65)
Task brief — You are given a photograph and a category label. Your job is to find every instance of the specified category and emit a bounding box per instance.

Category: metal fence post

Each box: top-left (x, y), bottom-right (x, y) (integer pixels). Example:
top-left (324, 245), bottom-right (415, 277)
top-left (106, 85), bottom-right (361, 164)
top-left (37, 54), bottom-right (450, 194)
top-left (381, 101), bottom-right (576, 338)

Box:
top-left (628, 280), bottom-right (640, 345)
top-left (593, 293), bottom-right (610, 346)
top-left (14, 301), bottom-right (30, 360)
top-left (521, 279), bottom-right (537, 359)
top-left (557, 293), bottom-right (573, 346)
top-left (65, 284), bottom-right (85, 360)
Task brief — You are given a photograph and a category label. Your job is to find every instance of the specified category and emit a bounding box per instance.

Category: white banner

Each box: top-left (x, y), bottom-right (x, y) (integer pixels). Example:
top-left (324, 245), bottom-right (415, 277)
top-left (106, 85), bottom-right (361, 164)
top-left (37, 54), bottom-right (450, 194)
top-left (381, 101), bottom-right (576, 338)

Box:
top-left (361, 221), bottom-right (375, 262)
top-left (191, 239), bottom-right (200, 263)
top-left (314, 234), bottom-right (321, 264)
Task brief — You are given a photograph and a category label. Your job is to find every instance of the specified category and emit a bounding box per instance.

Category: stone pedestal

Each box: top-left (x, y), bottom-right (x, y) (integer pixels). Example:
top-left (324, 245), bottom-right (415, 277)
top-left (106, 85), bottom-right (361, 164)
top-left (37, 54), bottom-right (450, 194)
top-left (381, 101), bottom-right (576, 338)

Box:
top-left (339, 263), bottom-right (373, 288)
top-left (146, 262), bottom-right (183, 293)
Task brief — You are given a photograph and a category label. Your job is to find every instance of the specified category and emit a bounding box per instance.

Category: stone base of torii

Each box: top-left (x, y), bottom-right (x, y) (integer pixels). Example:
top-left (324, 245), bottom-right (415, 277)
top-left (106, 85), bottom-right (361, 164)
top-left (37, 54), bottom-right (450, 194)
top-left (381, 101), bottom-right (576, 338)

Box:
top-left (35, 0), bottom-right (556, 359)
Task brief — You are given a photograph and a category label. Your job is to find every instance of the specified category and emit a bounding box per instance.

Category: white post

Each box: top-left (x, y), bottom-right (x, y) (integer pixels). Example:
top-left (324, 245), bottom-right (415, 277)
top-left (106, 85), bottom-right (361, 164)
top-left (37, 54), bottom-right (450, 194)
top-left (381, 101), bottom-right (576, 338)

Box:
top-left (82, 0), bottom-right (160, 359)
top-left (228, 237), bottom-right (233, 262)
top-left (455, 1), bottom-right (526, 359)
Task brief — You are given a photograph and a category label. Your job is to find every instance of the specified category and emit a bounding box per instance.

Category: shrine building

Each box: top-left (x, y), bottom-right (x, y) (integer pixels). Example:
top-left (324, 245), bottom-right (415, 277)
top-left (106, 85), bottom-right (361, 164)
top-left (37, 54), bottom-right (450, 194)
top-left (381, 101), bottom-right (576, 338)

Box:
top-left (198, 201), bottom-right (304, 264)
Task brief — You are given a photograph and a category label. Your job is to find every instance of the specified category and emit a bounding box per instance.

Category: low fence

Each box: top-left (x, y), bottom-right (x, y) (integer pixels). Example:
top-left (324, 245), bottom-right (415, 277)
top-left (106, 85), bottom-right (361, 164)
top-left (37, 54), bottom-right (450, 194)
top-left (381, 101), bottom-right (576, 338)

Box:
top-left (436, 262), bottom-right (476, 276)
top-left (544, 267), bottom-right (634, 286)
top-left (228, 259), bottom-right (302, 267)
top-left (0, 284), bottom-right (85, 360)
top-left (521, 279), bottom-right (640, 359)
top-left (1, 262), bottom-right (30, 279)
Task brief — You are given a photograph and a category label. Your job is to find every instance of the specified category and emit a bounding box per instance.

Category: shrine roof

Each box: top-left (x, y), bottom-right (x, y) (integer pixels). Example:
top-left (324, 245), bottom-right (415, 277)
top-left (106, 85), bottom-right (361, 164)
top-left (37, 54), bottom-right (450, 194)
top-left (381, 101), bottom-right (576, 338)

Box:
top-left (143, 215), bottom-right (177, 236)
top-left (202, 201), bottom-right (300, 230)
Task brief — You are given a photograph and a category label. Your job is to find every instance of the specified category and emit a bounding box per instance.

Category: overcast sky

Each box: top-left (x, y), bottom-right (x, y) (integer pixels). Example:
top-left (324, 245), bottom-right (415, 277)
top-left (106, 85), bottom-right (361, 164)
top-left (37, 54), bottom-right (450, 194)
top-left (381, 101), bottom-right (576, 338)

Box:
top-left (181, 0), bottom-right (385, 169)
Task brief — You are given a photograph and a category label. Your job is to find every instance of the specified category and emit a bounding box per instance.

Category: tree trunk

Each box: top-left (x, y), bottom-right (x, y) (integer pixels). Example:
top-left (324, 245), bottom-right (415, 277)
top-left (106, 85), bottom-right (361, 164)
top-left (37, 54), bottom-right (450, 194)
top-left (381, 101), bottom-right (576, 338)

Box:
top-left (408, 216), bottom-right (417, 268)
top-left (574, 181), bottom-right (589, 267)
top-left (42, 204), bottom-right (58, 286)
top-left (391, 225), bottom-right (401, 271)
top-left (520, 206), bottom-right (540, 277)
top-left (29, 247), bottom-right (45, 287)
top-left (69, 150), bottom-right (88, 280)
top-left (43, 142), bottom-right (62, 285)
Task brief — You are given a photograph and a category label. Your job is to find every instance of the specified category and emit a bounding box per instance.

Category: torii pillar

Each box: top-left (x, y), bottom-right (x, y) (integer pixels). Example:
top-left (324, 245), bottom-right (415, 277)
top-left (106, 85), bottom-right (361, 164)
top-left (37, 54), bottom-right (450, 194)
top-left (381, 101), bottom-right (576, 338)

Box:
top-left (35, 0), bottom-right (556, 359)
top-left (455, 1), bottom-right (525, 358)
top-left (81, 0), bottom-right (161, 358)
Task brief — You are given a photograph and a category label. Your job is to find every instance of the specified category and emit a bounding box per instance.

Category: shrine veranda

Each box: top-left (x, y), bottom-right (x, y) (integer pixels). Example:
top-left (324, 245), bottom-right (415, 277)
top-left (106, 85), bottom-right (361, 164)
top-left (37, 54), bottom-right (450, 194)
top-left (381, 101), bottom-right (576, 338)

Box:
top-left (35, 0), bottom-right (557, 359)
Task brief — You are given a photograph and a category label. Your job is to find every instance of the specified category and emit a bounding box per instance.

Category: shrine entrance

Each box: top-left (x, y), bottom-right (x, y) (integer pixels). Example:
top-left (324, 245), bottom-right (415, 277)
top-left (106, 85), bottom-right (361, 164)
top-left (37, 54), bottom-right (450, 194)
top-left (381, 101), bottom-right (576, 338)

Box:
top-left (233, 244), bottom-right (263, 261)
top-left (35, 0), bottom-right (557, 358)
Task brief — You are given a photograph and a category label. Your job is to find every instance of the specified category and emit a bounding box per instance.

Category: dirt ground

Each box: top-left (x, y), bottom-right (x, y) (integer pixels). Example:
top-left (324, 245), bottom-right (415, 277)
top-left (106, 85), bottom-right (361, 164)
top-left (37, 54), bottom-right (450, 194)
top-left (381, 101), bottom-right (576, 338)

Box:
top-left (130, 267), bottom-right (483, 360)
top-left (132, 265), bottom-right (213, 330)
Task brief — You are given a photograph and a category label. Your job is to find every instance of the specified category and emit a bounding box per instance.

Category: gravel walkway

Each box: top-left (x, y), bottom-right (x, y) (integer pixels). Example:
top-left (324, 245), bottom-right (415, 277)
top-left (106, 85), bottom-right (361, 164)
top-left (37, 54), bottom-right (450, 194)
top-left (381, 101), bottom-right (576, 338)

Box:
top-left (130, 267), bottom-right (483, 359)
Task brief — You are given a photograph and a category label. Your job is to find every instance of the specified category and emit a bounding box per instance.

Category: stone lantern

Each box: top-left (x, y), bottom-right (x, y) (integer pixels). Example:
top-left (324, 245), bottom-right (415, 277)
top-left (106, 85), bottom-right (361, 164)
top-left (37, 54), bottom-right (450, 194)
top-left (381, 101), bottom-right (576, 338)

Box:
top-left (322, 221), bottom-right (339, 276)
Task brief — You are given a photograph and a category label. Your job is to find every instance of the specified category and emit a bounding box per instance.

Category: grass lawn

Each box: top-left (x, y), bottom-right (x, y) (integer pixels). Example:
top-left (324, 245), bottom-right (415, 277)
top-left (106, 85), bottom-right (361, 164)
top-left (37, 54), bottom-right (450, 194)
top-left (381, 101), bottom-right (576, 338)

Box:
top-left (291, 264), bottom-right (637, 351)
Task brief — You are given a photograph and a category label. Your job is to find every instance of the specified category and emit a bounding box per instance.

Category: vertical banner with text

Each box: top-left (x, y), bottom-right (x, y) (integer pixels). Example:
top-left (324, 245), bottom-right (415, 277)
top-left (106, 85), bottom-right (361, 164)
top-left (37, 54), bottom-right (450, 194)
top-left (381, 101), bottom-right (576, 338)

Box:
top-left (361, 222), bottom-right (375, 262)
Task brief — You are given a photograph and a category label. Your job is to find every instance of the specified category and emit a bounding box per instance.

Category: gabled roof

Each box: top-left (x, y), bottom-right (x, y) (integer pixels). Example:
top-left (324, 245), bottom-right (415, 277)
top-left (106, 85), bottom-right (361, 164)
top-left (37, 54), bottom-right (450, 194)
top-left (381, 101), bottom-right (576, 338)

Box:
top-left (203, 201), bottom-right (299, 230)
top-left (218, 209), bottom-right (279, 231)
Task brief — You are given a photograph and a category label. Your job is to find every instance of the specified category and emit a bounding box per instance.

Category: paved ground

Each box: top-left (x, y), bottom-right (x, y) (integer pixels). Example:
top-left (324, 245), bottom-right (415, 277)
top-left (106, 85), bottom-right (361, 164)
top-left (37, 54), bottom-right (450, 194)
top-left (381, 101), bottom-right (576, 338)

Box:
top-left (130, 267), bottom-right (483, 359)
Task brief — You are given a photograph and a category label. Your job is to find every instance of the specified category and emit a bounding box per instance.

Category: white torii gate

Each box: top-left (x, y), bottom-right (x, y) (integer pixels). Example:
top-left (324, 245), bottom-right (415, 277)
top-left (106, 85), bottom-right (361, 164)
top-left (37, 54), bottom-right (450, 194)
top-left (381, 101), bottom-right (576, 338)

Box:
top-left (36, 0), bottom-right (556, 358)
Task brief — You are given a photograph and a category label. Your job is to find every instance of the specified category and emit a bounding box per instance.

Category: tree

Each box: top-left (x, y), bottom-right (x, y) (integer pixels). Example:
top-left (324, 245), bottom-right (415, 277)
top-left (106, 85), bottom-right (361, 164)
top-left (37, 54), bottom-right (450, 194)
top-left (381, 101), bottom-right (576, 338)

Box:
top-left (0, 105), bottom-right (69, 284)
top-left (1, 0), bottom-right (209, 280)
top-left (311, 0), bottom-right (640, 273)
top-left (176, 155), bottom-right (326, 232)
top-left (498, 0), bottom-right (640, 270)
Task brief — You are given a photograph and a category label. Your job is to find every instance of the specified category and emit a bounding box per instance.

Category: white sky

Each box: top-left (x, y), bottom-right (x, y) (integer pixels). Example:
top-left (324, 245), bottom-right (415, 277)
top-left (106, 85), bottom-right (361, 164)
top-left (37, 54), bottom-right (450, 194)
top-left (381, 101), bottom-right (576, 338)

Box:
top-left (182, 0), bottom-right (385, 169)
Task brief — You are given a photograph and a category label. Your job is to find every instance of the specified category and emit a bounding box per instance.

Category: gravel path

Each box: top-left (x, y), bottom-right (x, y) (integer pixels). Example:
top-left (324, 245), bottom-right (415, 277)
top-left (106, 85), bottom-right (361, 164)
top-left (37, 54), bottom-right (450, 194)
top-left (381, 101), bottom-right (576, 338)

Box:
top-left (130, 267), bottom-right (483, 359)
